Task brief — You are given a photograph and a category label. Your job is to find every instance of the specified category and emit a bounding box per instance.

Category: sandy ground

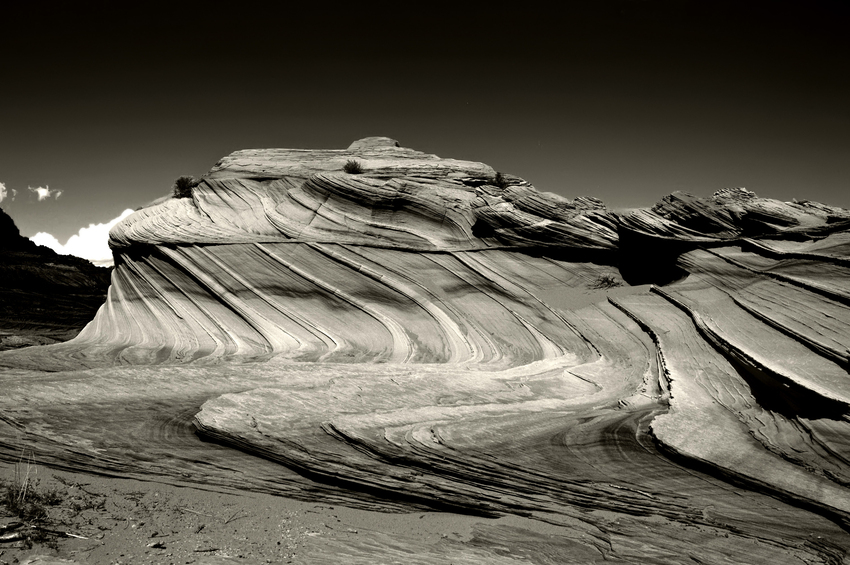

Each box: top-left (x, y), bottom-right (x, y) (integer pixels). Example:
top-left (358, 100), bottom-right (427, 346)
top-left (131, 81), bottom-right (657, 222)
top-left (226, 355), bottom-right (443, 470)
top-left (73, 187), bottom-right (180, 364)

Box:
top-left (0, 461), bottom-right (495, 565)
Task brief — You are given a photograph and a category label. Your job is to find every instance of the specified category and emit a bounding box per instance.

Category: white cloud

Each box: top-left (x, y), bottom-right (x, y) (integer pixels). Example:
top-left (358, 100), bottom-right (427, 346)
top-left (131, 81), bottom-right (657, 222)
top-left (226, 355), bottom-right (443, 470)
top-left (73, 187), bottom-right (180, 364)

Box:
top-left (0, 183), bottom-right (14, 203)
top-left (29, 185), bottom-right (62, 201)
top-left (30, 209), bottom-right (135, 267)
top-left (30, 231), bottom-right (63, 250)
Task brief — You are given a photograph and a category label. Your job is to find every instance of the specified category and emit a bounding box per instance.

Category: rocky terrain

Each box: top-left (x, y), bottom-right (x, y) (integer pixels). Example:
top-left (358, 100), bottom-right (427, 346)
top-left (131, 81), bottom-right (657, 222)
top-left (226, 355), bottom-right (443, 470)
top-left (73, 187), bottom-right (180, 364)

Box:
top-left (0, 209), bottom-right (111, 351)
top-left (2, 137), bottom-right (850, 564)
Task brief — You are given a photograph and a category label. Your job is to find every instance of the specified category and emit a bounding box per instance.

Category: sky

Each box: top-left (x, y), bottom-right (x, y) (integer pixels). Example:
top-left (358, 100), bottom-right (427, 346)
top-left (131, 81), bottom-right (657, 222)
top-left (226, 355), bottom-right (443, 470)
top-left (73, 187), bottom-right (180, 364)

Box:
top-left (1, 0), bottom-right (848, 264)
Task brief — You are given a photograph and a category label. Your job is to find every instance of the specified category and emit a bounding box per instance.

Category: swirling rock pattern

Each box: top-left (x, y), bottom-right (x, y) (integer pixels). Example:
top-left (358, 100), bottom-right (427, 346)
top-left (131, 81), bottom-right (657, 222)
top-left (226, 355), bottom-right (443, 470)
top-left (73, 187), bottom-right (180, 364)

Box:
top-left (2, 139), bottom-right (850, 563)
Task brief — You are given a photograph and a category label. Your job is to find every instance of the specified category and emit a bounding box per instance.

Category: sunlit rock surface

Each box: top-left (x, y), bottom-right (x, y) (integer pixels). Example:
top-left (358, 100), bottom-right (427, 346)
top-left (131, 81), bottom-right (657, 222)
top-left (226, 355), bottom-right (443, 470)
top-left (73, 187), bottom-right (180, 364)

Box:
top-left (2, 138), bottom-right (850, 563)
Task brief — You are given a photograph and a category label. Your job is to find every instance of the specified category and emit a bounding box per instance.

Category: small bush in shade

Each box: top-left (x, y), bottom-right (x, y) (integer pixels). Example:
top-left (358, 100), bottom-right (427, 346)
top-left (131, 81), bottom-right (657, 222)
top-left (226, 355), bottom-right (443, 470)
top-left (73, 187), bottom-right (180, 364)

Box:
top-left (494, 172), bottom-right (509, 189)
top-left (589, 274), bottom-right (623, 289)
top-left (343, 159), bottom-right (363, 174)
top-left (172, 176), bottom-right (200, 199)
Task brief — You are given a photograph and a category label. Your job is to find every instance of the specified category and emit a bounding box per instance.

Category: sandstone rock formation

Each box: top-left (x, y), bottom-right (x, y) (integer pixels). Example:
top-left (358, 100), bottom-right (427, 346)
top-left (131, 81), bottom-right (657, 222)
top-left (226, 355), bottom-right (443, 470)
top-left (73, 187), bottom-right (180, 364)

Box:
top-left (1, 138), bottom-right (849, 563)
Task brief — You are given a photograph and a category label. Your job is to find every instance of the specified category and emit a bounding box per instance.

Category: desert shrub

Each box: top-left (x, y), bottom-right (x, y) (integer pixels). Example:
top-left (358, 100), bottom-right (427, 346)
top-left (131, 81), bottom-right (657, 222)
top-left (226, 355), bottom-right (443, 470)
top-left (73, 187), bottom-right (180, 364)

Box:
top-left (494, 172), bottom-right (509, 189)
top-left (2, 478), bottom-right (61, 522)
top-left (343, 159), bottom-right (363, 174)
top-left (2, 456), bottom-right (61, 523)
top-left (1, 455), bottom-right (64, 549)
top-left (589, 274), bottom-right (622, 289)
top-left (172, 175), bottom-right (200, 199)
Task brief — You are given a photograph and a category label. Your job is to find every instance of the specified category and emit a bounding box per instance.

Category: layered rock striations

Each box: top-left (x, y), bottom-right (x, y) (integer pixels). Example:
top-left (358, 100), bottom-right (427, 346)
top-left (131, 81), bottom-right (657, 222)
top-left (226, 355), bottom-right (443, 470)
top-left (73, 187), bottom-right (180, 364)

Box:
top-left (2, 137), bottom-right (850, 563)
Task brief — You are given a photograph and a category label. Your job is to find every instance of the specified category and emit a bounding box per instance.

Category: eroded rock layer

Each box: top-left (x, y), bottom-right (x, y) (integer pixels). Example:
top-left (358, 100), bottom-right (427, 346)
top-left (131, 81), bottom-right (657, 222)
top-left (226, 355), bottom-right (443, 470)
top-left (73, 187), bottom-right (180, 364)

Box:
top-left (2, 138), bottom-right (850, 563)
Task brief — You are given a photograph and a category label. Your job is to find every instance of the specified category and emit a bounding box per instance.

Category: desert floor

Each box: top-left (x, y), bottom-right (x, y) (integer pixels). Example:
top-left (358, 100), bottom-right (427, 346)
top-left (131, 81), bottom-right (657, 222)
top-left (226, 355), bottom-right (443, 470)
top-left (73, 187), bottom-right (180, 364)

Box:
top-left (0, 460), bottom-right (533, 565)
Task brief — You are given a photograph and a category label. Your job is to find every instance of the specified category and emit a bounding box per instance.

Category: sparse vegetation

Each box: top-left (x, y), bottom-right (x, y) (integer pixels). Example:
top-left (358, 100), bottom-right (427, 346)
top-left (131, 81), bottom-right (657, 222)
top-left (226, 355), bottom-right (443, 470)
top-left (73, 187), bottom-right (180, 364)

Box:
top-left (589, 274), bottom-right (623, 289)
top-left (1, 452), bottom-right (64, 549)
top-left (494, 172), bottom-right (509, 189)
top-left (172, 175), bottom-right (200, 199)
top-left (343, 159), bottom-right (363, 174)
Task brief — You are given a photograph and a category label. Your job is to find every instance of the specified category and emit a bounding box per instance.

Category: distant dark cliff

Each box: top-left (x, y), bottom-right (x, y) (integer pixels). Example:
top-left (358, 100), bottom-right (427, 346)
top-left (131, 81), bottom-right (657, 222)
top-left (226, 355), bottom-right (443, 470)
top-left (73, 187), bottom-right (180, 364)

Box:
top-left (0, 207), bottom-right (112, 349)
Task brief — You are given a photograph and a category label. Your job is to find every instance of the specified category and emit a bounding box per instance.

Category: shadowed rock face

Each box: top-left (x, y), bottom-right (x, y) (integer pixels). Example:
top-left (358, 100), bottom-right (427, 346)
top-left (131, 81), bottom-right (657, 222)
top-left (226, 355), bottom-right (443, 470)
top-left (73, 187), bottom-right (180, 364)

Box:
top-left (2, 140), bottom-right (850, 563)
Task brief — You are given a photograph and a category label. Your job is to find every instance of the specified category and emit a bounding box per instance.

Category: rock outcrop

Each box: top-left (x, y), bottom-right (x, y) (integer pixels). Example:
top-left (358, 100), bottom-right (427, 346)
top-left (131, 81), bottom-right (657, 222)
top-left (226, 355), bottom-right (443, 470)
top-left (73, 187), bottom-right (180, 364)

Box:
top-left (1, 139), bottom-right (849, 563)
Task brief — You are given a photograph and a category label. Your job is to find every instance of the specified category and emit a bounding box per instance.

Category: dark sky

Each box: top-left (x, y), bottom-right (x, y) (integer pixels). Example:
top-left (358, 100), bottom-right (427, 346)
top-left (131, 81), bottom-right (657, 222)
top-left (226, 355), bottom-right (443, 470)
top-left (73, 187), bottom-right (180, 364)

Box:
top-left (2, 0), bottom-right (848, 243)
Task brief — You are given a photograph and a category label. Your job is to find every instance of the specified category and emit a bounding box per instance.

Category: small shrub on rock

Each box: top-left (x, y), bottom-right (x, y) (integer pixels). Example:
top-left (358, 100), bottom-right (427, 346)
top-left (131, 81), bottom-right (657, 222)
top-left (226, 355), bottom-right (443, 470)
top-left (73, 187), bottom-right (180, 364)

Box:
top-left (494, 172), bottom-right (509, 189)
top-left (589, 274), bottom-right (623, 289)
top-left (172, 176), bottom-right (200, 199)
top-left (343, 160), bottom-right (363, 174)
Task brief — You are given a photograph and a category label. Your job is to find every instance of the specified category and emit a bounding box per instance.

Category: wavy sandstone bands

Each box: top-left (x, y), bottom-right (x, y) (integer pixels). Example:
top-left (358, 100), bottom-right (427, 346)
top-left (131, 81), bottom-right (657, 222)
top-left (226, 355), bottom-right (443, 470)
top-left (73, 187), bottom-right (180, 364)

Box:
top-left (2, 137), bottom-right (850, 563)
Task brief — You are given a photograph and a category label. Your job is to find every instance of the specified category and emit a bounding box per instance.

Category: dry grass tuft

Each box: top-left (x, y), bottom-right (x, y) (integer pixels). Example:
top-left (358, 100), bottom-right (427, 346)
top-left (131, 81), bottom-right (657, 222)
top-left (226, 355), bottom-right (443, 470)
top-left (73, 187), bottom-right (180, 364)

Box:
top-left (1, 451), bottom-right (64, 549)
